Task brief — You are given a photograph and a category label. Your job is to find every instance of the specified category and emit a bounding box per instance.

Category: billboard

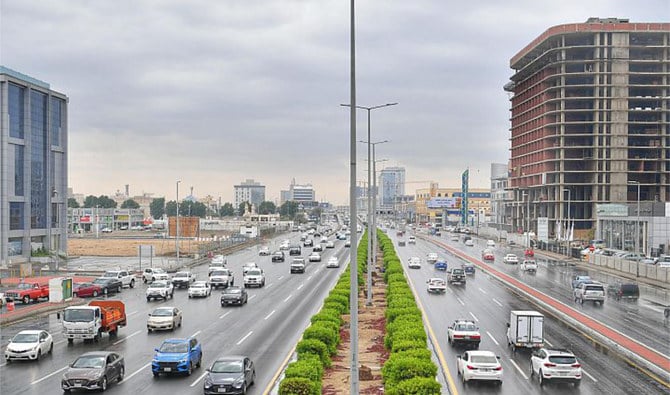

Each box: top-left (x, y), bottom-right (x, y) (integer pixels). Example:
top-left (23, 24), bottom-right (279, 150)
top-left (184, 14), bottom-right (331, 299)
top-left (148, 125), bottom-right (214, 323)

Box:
top-left (537, 217), bottom-right (548, 242)
top-left (427, 197), bottom-right (461, 209)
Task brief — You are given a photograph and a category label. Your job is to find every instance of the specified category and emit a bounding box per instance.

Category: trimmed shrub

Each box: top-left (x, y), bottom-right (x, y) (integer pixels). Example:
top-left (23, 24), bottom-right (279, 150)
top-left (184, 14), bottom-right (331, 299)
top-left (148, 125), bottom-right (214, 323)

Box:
top-left (391, 339), bottom-right (427, 353)
top-left (396, 348), bottom-right (432, 360)
top-left (381, 355), bottom-right (438, 387)
top-left (311, 310), bottom-right (343, 326)
top-left (278, 377), bottom-right (320, 395)
top-left (387, 377), bottom-right (441, 395)
top-left (387, 297), bottom-right (417, 310)
top-left (386, 306), bottom-right (422, 325)
top-left (284, 355), bottom-right (324, 385)
top-left (324, 294), bottom-right (349, 310)
top-left (303, 324), bottom-right (339, 355)
top-left (296, 339), bottom-right (331, 368)
top-left (385, 326), bottom-right (427, 350)
top-left (322, 302), bottom-right (347, 315)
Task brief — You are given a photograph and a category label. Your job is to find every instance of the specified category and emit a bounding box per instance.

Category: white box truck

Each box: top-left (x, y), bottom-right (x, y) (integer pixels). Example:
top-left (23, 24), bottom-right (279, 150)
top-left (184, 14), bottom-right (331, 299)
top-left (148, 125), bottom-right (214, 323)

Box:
top-left (506, 310), bottom-right (544, 351)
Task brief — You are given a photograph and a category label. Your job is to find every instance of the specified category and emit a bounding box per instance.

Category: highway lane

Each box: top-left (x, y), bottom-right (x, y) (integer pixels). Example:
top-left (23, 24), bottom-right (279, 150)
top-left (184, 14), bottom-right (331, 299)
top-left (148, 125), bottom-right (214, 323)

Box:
top-left (434, 233), bottom-right (670, 357)
top-left (0, 231), bottom-right (350, 395)
top-left (393, 234), bottom-right (668, 395)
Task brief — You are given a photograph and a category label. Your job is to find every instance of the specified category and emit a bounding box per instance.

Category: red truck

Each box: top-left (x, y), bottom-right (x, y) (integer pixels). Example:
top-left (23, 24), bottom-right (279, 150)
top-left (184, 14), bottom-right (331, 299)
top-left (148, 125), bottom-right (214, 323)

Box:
top-left (62, 300), bottom-right (127, 343)
top-left (5, 282), bottom-right (50, 304)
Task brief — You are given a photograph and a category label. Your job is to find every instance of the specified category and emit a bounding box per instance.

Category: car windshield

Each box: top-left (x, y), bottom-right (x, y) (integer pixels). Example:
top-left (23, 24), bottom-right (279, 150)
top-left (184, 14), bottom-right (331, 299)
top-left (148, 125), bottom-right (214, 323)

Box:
top-left (153, 269), bottom-right (166, 274)
top-left (16, 283), bottom-right (34, 290)
top-left (247, 269), bottom-right (262, 276)
top-left (548, 355), bottom-right (577, 364)
top-left (225, 289), bottom-right (242, 294)
top-left (452, 269), bottom-right (464, 274)
top-left (210, 360), bottom-right (243, 373)
top-left (63, 309), bottom-right (94, 322)
top-left (102, 272), bottom-right (118, 278)
top-left (471, 355), bottom-right (498, 364)
top-left (211, 270), bottom-right (228, 276)
top-left (12, 333), bottom-right (39, 343)
top-left (72, 355), bottom-right (106, 369)
top-left (92, 278), bottom-right (108, 284)
top-left (151, 308), bottom-right (174, 317)
top-left (191, 283), bottom-right (206, 288)
top-left (174, 272), bottom-right (188, 278)
top-left (151, 282), bottom-right (168, 288)
top-left (159, 342), bottom-right (188, 353)
top-left (455, 323), bottom-right (476, 331)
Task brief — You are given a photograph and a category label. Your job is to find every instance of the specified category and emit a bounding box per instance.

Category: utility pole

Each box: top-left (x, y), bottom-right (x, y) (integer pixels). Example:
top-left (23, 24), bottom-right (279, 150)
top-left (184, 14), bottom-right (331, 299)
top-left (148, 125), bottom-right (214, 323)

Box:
top-left (348, 0), bottom-right (358, 391)
top-left (176, 180), bottom-right (181, 265)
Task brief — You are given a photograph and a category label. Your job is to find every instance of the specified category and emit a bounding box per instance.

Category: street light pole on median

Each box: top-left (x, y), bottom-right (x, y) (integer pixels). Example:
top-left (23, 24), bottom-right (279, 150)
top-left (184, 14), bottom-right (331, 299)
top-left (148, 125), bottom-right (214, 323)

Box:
top-left (629, 181), bottom-right (641, 276)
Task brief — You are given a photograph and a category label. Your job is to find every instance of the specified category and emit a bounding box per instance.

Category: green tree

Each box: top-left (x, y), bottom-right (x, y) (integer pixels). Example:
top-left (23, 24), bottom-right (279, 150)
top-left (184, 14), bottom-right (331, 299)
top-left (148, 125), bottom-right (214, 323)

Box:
top-left (192, 202), bottom-right (208, 218)
top-left (219, 203), bottom-right (235, 217)
top-left (121, 199), bottom-right (140, 209)
top-left (83, 195), bottom-right (98, 208)
top-left (280, 201), bottom-right (299, 219)
top-left (258, 201), bottom-right (277, 215)
top-left (165, 200), bottom-right (177, 217)
top-left (97, 195), bottom-right (117, 208)
top-left (150, 198), bottom-right (166, 219)
top-left (67, 198), bottom-right (80, 208)
top-left (238, 201), bottom-right (250, 216)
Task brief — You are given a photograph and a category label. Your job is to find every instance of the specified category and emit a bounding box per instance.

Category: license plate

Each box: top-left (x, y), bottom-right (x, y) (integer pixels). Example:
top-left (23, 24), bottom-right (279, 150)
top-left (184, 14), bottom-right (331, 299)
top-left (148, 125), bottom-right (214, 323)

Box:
top-left (74, 384), bottom-right (82, 388)
top-left (217, 388), bottom-right (226, 393)
top-left (464, 336), bottom-right (470, 339)
top-left (480, 368), bottom-right (490, 372)
top-left (164, 367), bottom-right (171, 372)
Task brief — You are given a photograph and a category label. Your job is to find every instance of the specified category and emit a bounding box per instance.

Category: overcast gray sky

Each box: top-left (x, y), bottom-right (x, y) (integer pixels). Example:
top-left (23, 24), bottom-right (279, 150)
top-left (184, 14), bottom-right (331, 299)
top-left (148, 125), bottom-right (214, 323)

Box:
top-left (1, 1), bottom-right (667, 205)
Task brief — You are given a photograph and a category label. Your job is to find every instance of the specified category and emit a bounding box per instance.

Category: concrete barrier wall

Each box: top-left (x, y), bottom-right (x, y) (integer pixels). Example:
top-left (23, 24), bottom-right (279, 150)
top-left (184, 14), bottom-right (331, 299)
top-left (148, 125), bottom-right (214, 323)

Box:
top-left (589, 254), bottom-right (668, 284)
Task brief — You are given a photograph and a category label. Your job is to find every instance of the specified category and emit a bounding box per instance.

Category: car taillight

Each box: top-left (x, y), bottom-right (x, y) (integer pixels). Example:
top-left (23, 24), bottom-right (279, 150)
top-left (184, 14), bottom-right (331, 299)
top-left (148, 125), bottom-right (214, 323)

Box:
top-left (453, 335), bottom-right (463, 338)
top-left (466, 365), bottom-right (476, 370)
top-left (571, 363), bottom-right (581, 368)
top-left (493, 366), bottom-right (502, 371)
top-left (544, 362), bottom-right (556, 367)
top-left (470, 335), bottom-right (481, 340)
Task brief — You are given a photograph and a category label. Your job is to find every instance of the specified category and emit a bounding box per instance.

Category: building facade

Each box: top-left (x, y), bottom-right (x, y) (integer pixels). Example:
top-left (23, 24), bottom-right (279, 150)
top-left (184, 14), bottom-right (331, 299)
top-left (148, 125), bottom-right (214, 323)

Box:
top-left (379, 166), bottom-right (405, 208)
top-left (234, 179), bottom-right (266, 209)
top-left (415, 183), bottom-right (491, 226)
top-left (1, 67), bottom-right (68, 265)
top-left (280, 179), bottom-right (316, 204)
top-left (490, 163), bottom-right (513, 231)
top-left (505, 18), bottom-right (670, 240)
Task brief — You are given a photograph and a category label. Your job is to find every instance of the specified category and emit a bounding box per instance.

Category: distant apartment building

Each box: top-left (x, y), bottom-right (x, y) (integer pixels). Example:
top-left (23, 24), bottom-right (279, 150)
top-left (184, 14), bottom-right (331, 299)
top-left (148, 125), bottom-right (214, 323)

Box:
top-left (234, 179), bottom-right (266, 209)
top-left (415, 183), bottom-right (490, 225)
top-left (505, 18), bottom-right (670, 240)
top-left (0, 66), bottom-right (68, 265)
top-left (490, 163), bottom-right (512, 231)
top-left (280, 179), bottom-right (316, 205)
top-left (379, 167), bottom-right (405, 208)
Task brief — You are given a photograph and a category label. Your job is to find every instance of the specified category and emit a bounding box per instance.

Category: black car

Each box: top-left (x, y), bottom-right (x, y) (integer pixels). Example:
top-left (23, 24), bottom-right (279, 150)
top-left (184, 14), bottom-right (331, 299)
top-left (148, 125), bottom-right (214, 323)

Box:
top-left (289, 246), bottom-right (302, 256)
top-left (271, 251), bottom-right (285, 262)
top-left (221, 287), bottom-right (248, 306)
top-left (62, 351), bottom-right (125, 392)
top-left (204, 356), bottom-right (255, 395)
top-left (92, 278), bottom-right (123, 295)
top-left (607, 282), bottom-right (640, 301)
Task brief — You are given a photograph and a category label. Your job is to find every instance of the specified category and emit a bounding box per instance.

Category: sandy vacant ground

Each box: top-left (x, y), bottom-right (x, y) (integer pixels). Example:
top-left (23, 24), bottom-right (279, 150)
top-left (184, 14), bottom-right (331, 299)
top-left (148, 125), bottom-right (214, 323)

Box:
top-left (68, 238), bottom-right (204, 257)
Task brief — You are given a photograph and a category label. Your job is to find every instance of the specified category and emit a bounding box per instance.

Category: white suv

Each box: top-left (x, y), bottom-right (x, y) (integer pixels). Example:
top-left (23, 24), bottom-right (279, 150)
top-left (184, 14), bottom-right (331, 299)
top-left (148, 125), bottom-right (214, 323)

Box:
top-left (102, 270), bottom-right (135, 288)
top-left (530, 348), bottom-right (582, 387)
top-left (143, 268), bottom-right (170, 283)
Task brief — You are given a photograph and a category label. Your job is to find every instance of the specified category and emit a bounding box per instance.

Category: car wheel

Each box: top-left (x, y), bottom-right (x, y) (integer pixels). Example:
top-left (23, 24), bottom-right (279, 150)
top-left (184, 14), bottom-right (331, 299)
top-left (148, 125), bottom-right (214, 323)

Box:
top-left (196, 354), bottom-right (202, 368)
top-left (36, 350), bottom-right (41, 360)
top-left (23, 295), bottom-right (31, 304)
top-left (574, 380), bottom-right (581, 387)
top-left (153, 372), bottom-right (159, 378)
top-left (101, 376), bottom-right (107, 391)
top-left (529, 364), bottom-right (534, 378)
top-left (130, 279), bottom-right (135, 288)
top-left (579, 298), bottom-right (584, 305)
top-left (251, 371), bottom-right (255, 385)
top-left (93, 290), bottom-right (99, 297)
top-left (49, 342), bottom-right (53, 353)
top-left (242, 383), bottom-right (247, 395)
top-left (147, 297), bottom-right (151, 302)
top-left (73, 292), bottom-right (78, 298)
top-left (178, 318), bottom-right (182, 327)
top-left (187, 362), bottom-right (193, 376)
top-left (144, 277), bottom-right (148, 283)
top-left (118, 366), bottom-right (125, 382)
top-left (539, 370), bottom-right (545, 386)
top-left (103, 288), bottom-right (108, 295)
top-left (117, 285), bottom-right (122, 293)
top-left (462, 373), bottom-right (467, 384)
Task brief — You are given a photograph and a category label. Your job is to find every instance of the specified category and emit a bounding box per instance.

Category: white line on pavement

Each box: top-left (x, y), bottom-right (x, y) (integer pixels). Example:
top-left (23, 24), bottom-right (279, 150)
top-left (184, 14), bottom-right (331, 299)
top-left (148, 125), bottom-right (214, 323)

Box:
top-left (307, 275), bottom-right (313, 281)
top-left (249, 295), bottom-right (257, 300)
top-left (190, 371), bottom-right (208, 387)
top-left (265, 310), bottom-right (276, 320)
top-left (31, 365), bottom-right (68, 385)
top-left (266, 283), bottom-right (273, 289)
top-left (126, 310), bottom-right (138, 317)
top-left (492, 298), bottom-right (503, 307)
top-left (486, 331), bottom-right (499, 346)
top-left (237, 331), bottom-right (253, 345)
top-left (122, 362), bottom-right (151, 383)
top-left (54, 340), bottom-right (66, 346)
top-left (191, 330), bottom-right (201, 338)
top-left (297, 284), bottom-right (304, 290)
top-left (508, 359), bottom-right (528, 380)
top-left (284, 294), bottom-right (292, 302)
top-left (114, 330), bottom-right (141, 345)
top-left (278, 276), bottom-right (284, 280)
top-left (469, 312), bottom-right (479, 321)
top-left (478, 288), bottom-right (487, 294)
top-left (456, 297), bottom-right (465, 306)
top-left (582, 369), bottom-right (598, 382)
top-left (447, 288), bottom-right (454, 294)
top-left (219, 311), bottom-right (231, 319)
top-left (544, 339), bottom-right (554, 347)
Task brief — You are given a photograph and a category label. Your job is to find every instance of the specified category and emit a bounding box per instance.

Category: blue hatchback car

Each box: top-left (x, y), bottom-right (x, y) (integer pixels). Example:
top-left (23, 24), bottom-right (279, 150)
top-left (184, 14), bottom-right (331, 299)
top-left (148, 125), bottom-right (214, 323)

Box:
top-left (435, 261), bottom-right (448, 271)
top-left (152, 338), bottom-right (202, 377)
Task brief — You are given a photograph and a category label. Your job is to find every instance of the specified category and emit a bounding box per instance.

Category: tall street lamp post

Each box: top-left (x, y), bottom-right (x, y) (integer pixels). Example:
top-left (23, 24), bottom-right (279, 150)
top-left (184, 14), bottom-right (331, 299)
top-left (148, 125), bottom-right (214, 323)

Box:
top-left (522, 192), bottom-right (529, 249)
top-left (563, 188), bottom-right (571, 257)
top-left (629, 181), bottom-right (640, 276)
top-left (176, 180), bottom-right (181, 266)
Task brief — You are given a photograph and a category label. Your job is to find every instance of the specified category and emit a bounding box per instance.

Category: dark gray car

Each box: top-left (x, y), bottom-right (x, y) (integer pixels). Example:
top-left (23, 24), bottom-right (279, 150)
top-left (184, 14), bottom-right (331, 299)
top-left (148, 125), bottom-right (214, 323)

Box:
top-left (91, 278), bottom-right (123, 295)
top-left (62, 351), bottom-right (124, 392)
top-left (203, 356), bottom-right (255, 395)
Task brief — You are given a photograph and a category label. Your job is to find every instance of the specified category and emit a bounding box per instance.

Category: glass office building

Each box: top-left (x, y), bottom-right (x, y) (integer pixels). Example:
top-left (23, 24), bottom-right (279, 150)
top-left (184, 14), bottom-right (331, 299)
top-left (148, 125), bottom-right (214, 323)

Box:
top-left (1, 66), bottom-right (68, 266)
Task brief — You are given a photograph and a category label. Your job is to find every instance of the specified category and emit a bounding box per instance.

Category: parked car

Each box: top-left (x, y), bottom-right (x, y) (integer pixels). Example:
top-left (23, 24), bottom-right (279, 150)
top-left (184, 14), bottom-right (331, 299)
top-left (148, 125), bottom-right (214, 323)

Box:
top-left (457, 351), bottom-right (503, 385)
top-left (5, 330), bottom-right (53, 362)
top-left (147, 306), bottom-right (182, 332)
top-left (4, 282), bottom-right (50, 304)
top-left (203, 356), bottom-right (256, 395)
top-left (607, 282), bottom-right (640, 301)
top-left (73, 282), bottom-right (103, 298)
top-left (530, 348), bottom-right (582, 387)
top-left (188, 281), bottom-right (212, 298)
top-left (61, 351), bottom-right (125, 392)
top-left (143, 268), bottom-right (170, 283)
top-left (221, 287), bottom-right (248, 306)
top-left (92, 277), bottom-right (123, 295)
top-left (447, 320), bottom-right (481, 348)
top-left (152, 338), bottom-right (202, 377)
top-left (146, 281), bottom-right (174, 301)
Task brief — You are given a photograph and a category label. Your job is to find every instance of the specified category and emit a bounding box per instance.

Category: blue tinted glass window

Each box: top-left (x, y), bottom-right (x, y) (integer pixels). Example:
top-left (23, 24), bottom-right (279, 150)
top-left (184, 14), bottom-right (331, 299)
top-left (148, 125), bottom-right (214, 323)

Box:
top-left (8, 238), bottom-right (23, 256)
top-left (14, 145), bottom-right (24, 196)
top-left (30, 91), bottom-right (47, 229)
top-left (50, 97), bottom-right (63, 146)
top-left (9, 83), bottom-right (25, 138)
top-left (10, 202), bottom-right (24, 230)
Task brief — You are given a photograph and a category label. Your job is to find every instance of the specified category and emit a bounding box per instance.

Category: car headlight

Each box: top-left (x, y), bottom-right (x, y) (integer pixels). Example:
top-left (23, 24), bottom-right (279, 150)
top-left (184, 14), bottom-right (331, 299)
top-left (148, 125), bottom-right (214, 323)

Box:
top-left (179, 357), bottom-right (188, 364)
top-left (203, 376), bottom-right (212, 388)
top-left (233, 376), bottom-right (244, 388)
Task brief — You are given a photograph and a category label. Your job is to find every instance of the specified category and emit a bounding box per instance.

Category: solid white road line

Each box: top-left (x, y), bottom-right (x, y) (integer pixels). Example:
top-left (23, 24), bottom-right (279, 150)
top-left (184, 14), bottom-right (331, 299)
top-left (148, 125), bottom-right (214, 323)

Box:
top-left (126, 310), bottom-right (138, 317)
top-left (114, 329), bottom-right (141, 345)
top-left (278, 276), bottom-right (284, 281)
top-left (249, 295), bottom-right (257, 300)
top-left (190, 371), bottom-right (208, 387)
top-left (508, 359), bottom-right (528, 380)
top-left (582, 369), bottom-right (598, 382)
top-left (478, 287), bottom-right (487, 294)
top-left (284, 294), bottom-right (292, 302)
top-left (191, 330), bottom-right (201, 338)
top-left (297, 284), bottom-right (304, 290)
top-left (492, 298), bottom-right (503, 307)
top-left (447, 288), bottom-right (454, 294)
top-left (219, 311), bottom-right (231, 319)
top-left (31, 365), bottom-right (68, 385)
top-left (307, 275), bottom-right (313, 281)
top-left (237, 331), bottom-right (253, 345)
top-left (469, 312), bottom-right (479, 322)
top-left (122, 361), bottom-right (152, 383)
top-left (544, 339), bottom-right (554, 347)
top-left (266, 283), bottom-right (273, 289)
top-left (486, 331), bottom-right (499, 346)
top-left (456, 297), bottom-right (465, 306)
top-left (265, 310), bottom-right (276, 320)
top-left (54, 340), bottom-right (67, 346)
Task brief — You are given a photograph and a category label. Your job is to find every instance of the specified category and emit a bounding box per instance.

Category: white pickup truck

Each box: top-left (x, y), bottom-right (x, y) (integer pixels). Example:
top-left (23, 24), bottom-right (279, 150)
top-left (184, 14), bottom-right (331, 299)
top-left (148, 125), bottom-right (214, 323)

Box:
top-left (101, 270), bottom-right (135, 288)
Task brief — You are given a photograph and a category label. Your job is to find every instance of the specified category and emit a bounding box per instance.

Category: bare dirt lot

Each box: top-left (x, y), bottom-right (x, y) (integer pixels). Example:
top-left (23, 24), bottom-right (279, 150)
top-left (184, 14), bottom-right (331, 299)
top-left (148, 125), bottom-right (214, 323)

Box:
top-left (68, 238), bottom-right (204, 257)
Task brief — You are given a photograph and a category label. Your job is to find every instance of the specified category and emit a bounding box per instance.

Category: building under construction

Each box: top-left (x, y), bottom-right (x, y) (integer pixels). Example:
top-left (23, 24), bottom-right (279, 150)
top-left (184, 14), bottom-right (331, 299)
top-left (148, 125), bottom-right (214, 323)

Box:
top-left (505, 18), bottom-right (670, 239)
